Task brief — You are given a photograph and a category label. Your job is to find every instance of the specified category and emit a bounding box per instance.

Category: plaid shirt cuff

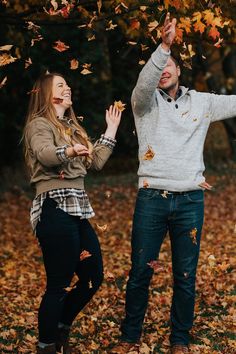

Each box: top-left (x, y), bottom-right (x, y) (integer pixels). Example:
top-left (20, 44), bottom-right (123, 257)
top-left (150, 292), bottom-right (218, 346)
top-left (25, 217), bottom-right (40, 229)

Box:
top-left (96, 134), bottom-right (116, 149)
top-left (56, 145), bottom-right (72, 162)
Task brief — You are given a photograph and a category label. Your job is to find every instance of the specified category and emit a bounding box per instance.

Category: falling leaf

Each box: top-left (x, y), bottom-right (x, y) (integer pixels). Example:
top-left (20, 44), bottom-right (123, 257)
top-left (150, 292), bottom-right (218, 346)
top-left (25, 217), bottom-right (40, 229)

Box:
top-left (106, 20), bottom-right (117, 31)
top-left (214, 37), bottom-right (223, 48)
top-left (81, 63), bottom-right (92, 75)
top-left (53, 40), bottom-right (70, 52)
top-left (114, 100), bottom-right (126, 112)
top-left (0, 53), bottom-right (17, 66)
top-left (31, 35), bottom-right (43, 46)
top-left (148, 20), bottom-right (159, 32)
top-left (50, 0), bottom-right (58, 11)
top-left (80, 250), bottom-right (92, 261)
top-left (25, 57), bottom-right (32, 69)
top-left (70, 58), bottom-right (79, 70)
top-left (88, 280), bottom-right (93, 288)
top-left (143, 145), bottom-right (155, 160)
top-left (127, 41), bottom-right (137, 46)
top-left (190, 227), bottom-right (197, 245)
top-left (130, 19), bottom-right (140, 31)
top-left (88, 34), bottom-right (95, 41)
top-left (139, 60), bottom-right (146, 65)
top-left (0, 76), bottom-right (7, 89)
top-left (0, 44), bottom-right (13, 51)
top-left (96, 224), bottom-right (108, 232)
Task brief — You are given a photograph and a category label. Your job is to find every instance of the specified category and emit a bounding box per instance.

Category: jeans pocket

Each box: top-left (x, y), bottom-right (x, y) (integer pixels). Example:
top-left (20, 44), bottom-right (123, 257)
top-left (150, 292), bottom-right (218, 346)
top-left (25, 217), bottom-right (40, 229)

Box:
top-left (185, 190), bottom-right (204, 203)
top-left (137, 188), bottom-right (157, 200)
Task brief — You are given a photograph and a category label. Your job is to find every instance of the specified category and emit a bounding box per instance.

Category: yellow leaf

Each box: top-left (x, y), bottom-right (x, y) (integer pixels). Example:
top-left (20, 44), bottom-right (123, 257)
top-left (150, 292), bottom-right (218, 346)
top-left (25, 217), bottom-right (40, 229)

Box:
top-left (0, 76), bottom-right (7, 88)
top-left (143, 145), bottom-right (155, 160)
top-left (114, 100), bottom-right (126, 112)
top-left (0, 44), bottom-right (13, 51)
top-left (0, 53), bottom-right (17, 66)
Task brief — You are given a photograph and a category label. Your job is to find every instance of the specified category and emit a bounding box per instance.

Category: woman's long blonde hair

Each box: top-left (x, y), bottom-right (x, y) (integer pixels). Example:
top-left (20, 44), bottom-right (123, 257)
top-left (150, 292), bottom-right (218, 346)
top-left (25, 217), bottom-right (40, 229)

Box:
top-left (23, 72), bottom-right (93, 168)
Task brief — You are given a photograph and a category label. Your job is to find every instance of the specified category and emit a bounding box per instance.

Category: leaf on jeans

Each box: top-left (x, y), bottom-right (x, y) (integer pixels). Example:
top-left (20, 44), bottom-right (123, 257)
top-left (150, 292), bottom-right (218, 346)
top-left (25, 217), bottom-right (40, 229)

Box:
top-left (0, 76), bottom-right (7, 89)
top-left (88, 280), bottom-right (93, 288)
top-left (161, 190), bottom-right (169, 198)
top-left (143, 145), bottom-right (155, 160)
top-left (190, 227), bottom-right (197, 245)
top-left (80, 250), bottom-right (92, 261)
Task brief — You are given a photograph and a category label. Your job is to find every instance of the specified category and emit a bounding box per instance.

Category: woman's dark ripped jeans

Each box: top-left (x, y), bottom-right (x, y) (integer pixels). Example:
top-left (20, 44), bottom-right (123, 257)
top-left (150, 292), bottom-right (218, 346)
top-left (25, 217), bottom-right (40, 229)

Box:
top-left (36, 197), bottom-right (103, 344)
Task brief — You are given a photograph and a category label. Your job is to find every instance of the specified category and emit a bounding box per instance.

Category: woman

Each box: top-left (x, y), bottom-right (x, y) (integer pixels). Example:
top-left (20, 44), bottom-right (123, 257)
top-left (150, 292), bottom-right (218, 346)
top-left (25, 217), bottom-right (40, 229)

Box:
top-left (24, 72), bottom-right (122, 354)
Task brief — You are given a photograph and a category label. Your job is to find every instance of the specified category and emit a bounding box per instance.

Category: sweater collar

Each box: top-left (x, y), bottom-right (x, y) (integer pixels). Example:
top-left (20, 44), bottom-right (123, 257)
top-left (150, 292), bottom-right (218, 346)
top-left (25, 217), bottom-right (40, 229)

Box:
top-left (158, 86), bottom-right (189, 101)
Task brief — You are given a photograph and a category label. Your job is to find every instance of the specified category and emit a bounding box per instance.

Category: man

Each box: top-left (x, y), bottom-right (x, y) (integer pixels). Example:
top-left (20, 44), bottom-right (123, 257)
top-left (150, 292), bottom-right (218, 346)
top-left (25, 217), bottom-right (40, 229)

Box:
top-left (111, 13), bottom-right (236, 354)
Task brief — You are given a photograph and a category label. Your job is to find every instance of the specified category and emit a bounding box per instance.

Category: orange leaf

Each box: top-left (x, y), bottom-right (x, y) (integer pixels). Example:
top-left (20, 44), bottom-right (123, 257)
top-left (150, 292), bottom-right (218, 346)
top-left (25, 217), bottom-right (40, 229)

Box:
top-left (70, 58), bottom-right (79, 70)
top-left (208, 26), bottom-right (220, 40)
top-left (130, 19), bottom-right (140, 31)
top-left (80, 250), bottom-right (92, 261)
top-left (114, 100), bottom-right (126, 112)
top-left (53, 40), bottom-right (70, 52)
top-left (143, 145), bottom-right (155, 160)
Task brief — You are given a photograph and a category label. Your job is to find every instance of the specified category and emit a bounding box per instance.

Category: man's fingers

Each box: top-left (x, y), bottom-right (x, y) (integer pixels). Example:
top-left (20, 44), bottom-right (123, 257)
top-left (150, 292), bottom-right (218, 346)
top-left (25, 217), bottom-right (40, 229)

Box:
top-left (163, 12), bottom-right (170, 27)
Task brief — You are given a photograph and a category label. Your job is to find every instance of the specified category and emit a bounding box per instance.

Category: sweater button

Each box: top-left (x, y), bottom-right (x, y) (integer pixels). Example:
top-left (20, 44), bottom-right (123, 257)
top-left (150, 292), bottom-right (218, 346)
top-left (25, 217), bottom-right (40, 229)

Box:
top-left (175, 104), bottom-right (178, 109)
top-left (167, 98), bottom-right (172, 102)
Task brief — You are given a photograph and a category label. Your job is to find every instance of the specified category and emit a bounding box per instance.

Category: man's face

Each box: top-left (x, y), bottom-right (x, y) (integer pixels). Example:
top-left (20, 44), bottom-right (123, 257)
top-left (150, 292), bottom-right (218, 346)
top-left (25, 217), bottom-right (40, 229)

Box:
top-left (158, 57), bottom-right (180, 91)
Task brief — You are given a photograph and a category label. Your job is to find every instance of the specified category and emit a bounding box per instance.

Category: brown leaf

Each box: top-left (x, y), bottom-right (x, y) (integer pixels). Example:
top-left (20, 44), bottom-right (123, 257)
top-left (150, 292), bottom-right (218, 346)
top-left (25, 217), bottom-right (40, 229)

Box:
top-left (143, 145), bottom-right (155, 160)
top-left (80, 250), bottom-right (92, 261)
top-left (53, 40), bottom-right (70, 52)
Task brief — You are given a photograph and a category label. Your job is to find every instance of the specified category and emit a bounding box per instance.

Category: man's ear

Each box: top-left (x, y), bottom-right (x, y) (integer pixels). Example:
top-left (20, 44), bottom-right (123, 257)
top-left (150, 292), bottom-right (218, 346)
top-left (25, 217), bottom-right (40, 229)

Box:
top-left (177, 66), bottom-right (181, 77)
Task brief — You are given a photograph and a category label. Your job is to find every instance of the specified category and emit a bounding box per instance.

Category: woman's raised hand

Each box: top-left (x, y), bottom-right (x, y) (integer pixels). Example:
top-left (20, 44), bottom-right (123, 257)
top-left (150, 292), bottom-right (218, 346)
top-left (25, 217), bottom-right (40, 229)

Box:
top-left (104, 105), bottom-right (122, 139)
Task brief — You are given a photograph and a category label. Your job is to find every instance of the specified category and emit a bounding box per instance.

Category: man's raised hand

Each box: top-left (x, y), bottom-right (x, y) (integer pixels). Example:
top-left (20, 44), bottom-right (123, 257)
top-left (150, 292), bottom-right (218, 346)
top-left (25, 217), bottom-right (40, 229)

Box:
top-left (161, 12), bottom-right (177, 51)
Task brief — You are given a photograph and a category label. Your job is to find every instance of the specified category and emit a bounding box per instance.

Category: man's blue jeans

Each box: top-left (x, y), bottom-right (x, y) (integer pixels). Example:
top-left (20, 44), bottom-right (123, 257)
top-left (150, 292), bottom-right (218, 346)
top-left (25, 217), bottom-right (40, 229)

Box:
top-left (121, 188), bottom-right (204, 345)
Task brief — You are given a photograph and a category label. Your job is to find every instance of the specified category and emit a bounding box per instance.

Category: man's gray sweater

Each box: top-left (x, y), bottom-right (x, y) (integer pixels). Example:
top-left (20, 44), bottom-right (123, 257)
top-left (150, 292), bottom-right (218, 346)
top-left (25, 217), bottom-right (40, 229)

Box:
top-left (132, 44), bottom-right (236, 192)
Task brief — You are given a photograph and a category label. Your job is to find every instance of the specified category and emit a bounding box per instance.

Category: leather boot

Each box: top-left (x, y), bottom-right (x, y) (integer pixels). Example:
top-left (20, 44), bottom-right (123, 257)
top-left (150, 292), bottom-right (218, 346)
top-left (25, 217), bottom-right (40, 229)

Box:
top-left (55, 327), bottom-right (72, 354)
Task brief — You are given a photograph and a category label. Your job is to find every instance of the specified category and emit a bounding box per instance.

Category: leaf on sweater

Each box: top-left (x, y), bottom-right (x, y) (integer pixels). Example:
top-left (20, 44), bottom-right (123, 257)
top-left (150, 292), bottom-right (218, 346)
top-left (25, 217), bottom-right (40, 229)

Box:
top-left (143, 179), bottom-right (149, 188)
top-left (190, 227), bottom-right (197, 245)
top-left (143, 145), bottom-right (155, 160)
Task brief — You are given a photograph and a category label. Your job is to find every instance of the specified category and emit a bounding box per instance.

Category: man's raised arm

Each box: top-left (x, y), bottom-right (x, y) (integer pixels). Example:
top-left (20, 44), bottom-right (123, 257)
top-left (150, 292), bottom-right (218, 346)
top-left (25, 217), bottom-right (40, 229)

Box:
top-left (131, 13), bottom-right (176, 117)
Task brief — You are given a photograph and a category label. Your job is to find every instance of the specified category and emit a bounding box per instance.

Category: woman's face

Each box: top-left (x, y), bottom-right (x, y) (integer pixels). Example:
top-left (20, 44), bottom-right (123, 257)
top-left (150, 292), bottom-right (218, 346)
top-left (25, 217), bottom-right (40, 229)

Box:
top-left (52, 75), bottom-right (72, 109)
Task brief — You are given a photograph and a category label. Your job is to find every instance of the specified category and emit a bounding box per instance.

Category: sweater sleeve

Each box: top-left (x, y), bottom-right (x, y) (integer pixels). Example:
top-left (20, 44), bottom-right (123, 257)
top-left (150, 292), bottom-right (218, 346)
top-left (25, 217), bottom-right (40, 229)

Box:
top-left (90, 135), bottom-right (116, 170)
top-left (131, 44), bottom-right (170, 117)
top-left (208, 93), bottom-right (236, 122)
top-left (26, 118), bottom-right (63, 167)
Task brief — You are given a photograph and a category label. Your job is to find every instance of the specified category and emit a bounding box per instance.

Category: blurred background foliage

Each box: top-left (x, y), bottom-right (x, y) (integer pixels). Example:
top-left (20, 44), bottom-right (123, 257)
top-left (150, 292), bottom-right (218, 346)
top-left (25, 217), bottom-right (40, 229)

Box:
top-left (0, 0), bottom-right (236, 180)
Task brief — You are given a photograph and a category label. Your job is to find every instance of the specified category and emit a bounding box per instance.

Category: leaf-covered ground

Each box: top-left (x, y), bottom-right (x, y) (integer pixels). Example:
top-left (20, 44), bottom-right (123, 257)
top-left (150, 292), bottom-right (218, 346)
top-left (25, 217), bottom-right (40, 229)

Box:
top-left (0, 172), bottom-right (235, 353)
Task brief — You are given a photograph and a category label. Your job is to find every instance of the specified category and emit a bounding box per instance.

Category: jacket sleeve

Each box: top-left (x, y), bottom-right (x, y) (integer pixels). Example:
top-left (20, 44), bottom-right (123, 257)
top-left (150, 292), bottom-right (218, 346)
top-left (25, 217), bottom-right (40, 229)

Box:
top-left (208, 93), bottom-right (236, 122)
top-left (90, 135), bottom-right (115, 170)
top-left (131, 44), bottom-right (170, 117)
top-left (26, 118), bottom-right (63, 167)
